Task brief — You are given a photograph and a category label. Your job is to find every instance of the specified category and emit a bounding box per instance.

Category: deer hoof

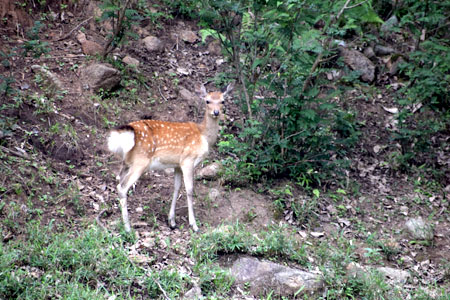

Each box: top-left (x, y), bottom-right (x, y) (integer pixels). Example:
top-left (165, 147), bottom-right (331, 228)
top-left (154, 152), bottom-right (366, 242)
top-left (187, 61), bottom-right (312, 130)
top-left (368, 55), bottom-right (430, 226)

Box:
top-left (169, 219), bottom-right (177, 229)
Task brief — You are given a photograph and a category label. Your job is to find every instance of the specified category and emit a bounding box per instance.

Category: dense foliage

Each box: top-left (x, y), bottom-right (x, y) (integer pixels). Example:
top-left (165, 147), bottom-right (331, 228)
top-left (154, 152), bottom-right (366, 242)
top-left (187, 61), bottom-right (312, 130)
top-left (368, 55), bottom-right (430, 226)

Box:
top-left (164, 0), bottom-right (449, 186)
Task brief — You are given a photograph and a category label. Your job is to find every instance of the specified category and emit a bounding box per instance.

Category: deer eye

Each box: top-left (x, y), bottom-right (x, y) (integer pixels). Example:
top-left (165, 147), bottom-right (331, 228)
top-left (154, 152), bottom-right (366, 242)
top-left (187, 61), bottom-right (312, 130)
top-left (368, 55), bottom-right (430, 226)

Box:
top-left (206, 100), bottom-right (210, 104)
top-left (221, 101), bottom-right (225, 104)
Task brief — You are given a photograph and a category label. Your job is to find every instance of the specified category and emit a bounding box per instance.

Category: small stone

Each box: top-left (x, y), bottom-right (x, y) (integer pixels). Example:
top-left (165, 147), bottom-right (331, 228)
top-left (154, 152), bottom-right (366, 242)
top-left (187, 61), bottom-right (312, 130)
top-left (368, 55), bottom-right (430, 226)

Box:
top-left (207, 40), bottom-right (222, 55)
top-left (389, 57), bottom-right (405, 76)
top-left (182, 284), bottom-right (203, 300)
top-left (177, 67), bottom-right (190, 75)
top-left (374, 45), bottom-right (395, 56)
top-left (142, 36), bottom-right (164, 52)
top-left (136, 207), bottom-right (143, 213)
top-left (76, 32), bottom-right (87, 43)
top-left (208, 188), bottom-right (220, 201)
top-left (31, 65), bottom-right (63, 95)
top-left (122, 55), bottom-right (140, 67)
top-left (231, 257), bottom-right (323, 297)
top-left (376, 267), bottom-right (410, 284)
top-left (364, 46), bottom-right (375, 58)
top-left (196, 162), bottom-right (222, 180)
top-left (339, 47), bottom-right (375, 82)
top-left (381, 15), bottom-right (399, 33)
top-left (81, 40), bottom-right (103, 56)
top-left (179, 88), bottom-right (198, 106)
top-left (346, 262), bottom-right (367, 279)
top-left (80, 63), bottom-right (121, 92)
top-left (405, 217), bottom-right (434, 240)
top-left (399, 206), bottom-right (408, 216)
top-left (180, 30), bottom-right (198, 43)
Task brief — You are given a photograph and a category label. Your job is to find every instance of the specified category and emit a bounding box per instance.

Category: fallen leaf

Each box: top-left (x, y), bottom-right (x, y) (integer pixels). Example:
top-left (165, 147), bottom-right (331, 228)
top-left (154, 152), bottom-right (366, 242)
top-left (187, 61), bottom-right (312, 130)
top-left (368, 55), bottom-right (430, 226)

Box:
top-left (310, 231), bottom-right (325, 237)
top-left (383, 106), bottom-right (399, 114)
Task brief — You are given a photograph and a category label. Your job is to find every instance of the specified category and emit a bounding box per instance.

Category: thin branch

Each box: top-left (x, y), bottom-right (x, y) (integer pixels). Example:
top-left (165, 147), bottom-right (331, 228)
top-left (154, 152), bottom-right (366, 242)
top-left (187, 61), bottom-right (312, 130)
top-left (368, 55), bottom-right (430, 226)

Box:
top-left (345, 0), bottom-right (369, 11)
top-left (96, 209), bottom-right (109, 231)
top-left (154, 278), bottom-right (171, 300)
top-left (56, 17), bottom-right (93, 41)
top-left (103, 0), bottom-right (131, 58)
top-left (302, 0), bottom-right (355, 93)
top-left (158, 84), bottom-right (168, 102)
top-left (0, 145), bottom-right (31, 160)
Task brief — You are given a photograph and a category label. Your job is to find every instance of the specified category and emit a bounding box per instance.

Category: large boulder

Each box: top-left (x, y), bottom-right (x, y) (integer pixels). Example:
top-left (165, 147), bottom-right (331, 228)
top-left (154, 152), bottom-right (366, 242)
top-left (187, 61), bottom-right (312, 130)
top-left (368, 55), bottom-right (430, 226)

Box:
top-left (80, 63), bottom-right (120, 92)
top-left (231, 256), bottom-right (323, 297)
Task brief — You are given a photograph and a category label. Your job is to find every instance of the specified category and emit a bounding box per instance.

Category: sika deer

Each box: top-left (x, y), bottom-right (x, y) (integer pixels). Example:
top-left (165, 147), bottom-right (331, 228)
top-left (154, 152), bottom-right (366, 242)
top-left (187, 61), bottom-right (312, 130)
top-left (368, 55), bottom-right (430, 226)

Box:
top-left (107, 83), bottom-right (233, 232)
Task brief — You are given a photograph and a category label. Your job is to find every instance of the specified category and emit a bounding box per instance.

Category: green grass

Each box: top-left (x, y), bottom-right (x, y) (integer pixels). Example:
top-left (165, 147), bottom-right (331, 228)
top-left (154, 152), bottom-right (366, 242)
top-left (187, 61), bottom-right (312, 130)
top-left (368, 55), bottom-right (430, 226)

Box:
top-left (0, 221), bottom-right (190, 299)
top-left (190, 222), bottom-right (308, 266)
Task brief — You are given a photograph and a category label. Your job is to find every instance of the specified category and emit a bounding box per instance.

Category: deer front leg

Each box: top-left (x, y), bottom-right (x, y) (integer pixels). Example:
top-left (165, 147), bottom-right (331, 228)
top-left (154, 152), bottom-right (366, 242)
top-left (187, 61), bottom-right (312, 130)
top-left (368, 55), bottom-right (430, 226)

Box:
top-left (181, 162), bottom-right (198, 232)
top-left (168, 167), bottom-right (182, 229)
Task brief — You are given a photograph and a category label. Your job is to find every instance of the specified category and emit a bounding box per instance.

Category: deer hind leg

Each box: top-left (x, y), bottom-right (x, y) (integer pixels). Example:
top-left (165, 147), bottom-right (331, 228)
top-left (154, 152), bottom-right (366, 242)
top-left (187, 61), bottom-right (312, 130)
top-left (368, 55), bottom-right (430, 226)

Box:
top-left (181, 162), bottom-right (198, 232)
top-left (116, 162), bottom-right (128, 181)
top-left (168, 167), bottom-right (182, 229)
top-left (117, 162), bottom-right (147, 232)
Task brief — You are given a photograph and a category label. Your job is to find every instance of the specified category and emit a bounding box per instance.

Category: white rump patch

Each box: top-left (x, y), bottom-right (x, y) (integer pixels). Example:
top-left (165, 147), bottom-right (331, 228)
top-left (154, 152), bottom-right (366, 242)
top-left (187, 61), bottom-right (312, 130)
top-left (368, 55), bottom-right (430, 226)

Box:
top-left (107, 130), bottom-right (135, 158)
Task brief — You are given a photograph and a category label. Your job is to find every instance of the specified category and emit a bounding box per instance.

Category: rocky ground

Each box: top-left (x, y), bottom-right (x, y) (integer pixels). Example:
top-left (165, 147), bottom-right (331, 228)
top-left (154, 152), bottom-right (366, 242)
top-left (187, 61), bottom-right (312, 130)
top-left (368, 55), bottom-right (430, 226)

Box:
top-left (0, 1), bottom-right (449, 298)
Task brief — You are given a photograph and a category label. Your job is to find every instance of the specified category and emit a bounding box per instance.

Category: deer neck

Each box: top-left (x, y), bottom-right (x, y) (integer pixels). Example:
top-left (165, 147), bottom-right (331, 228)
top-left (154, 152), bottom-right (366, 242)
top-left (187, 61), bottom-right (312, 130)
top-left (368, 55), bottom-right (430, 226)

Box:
top-left (199, 114), bottom-right (220, 146)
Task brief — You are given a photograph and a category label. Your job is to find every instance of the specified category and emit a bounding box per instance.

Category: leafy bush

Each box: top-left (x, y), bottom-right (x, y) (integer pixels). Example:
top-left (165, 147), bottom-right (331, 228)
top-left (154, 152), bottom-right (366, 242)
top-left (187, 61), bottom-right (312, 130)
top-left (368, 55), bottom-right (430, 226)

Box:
top-left (21, 21), bottom-right (50, 58)
top-left (169, 0), bottom-right (371, 185)
top-left (390, 0), bottom-right (449, 178)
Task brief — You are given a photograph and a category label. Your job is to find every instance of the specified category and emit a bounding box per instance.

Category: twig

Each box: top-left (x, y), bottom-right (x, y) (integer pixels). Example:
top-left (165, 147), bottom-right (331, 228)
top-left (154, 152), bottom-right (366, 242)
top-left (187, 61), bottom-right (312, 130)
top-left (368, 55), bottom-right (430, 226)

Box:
top-left (103, 0), bottom-right (131, 58)
top-left (345, 0), bottom-right (369, 10)
top-left (154, 278), bottom-right (171, 300)
top-left (158, 84), bottom-right (168, 102)
top-left (96, 209), bottom-right (109, 231)
top-left (302, 0), bottom-right (359, 93)
top-left (56, 17), bottom-right (93, 41)
top-left (0, 145), bottom-right (31, 160)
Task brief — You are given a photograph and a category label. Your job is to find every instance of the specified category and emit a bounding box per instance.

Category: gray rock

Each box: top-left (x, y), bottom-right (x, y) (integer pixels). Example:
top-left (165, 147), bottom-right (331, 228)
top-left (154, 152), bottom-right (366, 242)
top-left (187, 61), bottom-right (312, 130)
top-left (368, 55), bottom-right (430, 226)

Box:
top-left (339, 47), bottom-right (376, 82)
top-left (405, 217), bottom-right (434, 240)
top-left (80, 63), bottom-right (120, 92)
top-left (363, 46), bottom-right (375, 59)
top-left (376, 267), bottom-right (410, 284)
top-left (122, 55), bottom-right (140, 67)
top-left (207, 40), bottom-right (222, 55)
top-left (389, 57), bottom-right (405, 75)
top-left (180, 30), bottom-right (199, 44)
top-left (183, 284), bottom-right (203, 300)
top-left (179, 88), bottom-right (198, 106)
top-left (346, 262), bottom-right (367, 279)
top-left (381, 15), bottom-right (399, 33)
top-left (208, 188), bottom-right (220, 201)
top-left (142, 36), bottom-right (164, 52)
top-left (231, 257), bottom-right (323, 297)
top-left (31, 65), bottom-right (63, 95)
top-left (374, 45), bottom-right (395, 56)
top-left (196, 162), bottom-right (222, 180)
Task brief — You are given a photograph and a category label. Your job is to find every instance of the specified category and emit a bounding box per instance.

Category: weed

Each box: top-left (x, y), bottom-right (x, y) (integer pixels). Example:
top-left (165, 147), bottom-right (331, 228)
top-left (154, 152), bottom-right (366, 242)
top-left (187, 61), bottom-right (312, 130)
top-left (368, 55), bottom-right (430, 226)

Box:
top-left (0, 223), bottom-right (140, 299)
top-left (21, 21), bottom-right (51, 58)
top-left (191, 222), bottom-right (308, 265)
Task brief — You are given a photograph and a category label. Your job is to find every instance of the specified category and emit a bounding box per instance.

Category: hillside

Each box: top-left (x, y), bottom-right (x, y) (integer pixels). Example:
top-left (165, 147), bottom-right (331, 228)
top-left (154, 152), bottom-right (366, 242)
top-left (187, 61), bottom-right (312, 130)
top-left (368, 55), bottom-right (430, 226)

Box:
top-left (0, 0), bottom-right (449, 299)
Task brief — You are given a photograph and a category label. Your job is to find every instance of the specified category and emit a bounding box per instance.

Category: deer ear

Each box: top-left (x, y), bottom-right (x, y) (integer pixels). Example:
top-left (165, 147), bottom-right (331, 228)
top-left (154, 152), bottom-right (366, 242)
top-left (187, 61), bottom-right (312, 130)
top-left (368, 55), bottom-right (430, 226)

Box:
top-left (222, 82), bottom-right (235, 96)
top-left (195, 84), bottom-right (208, 98)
